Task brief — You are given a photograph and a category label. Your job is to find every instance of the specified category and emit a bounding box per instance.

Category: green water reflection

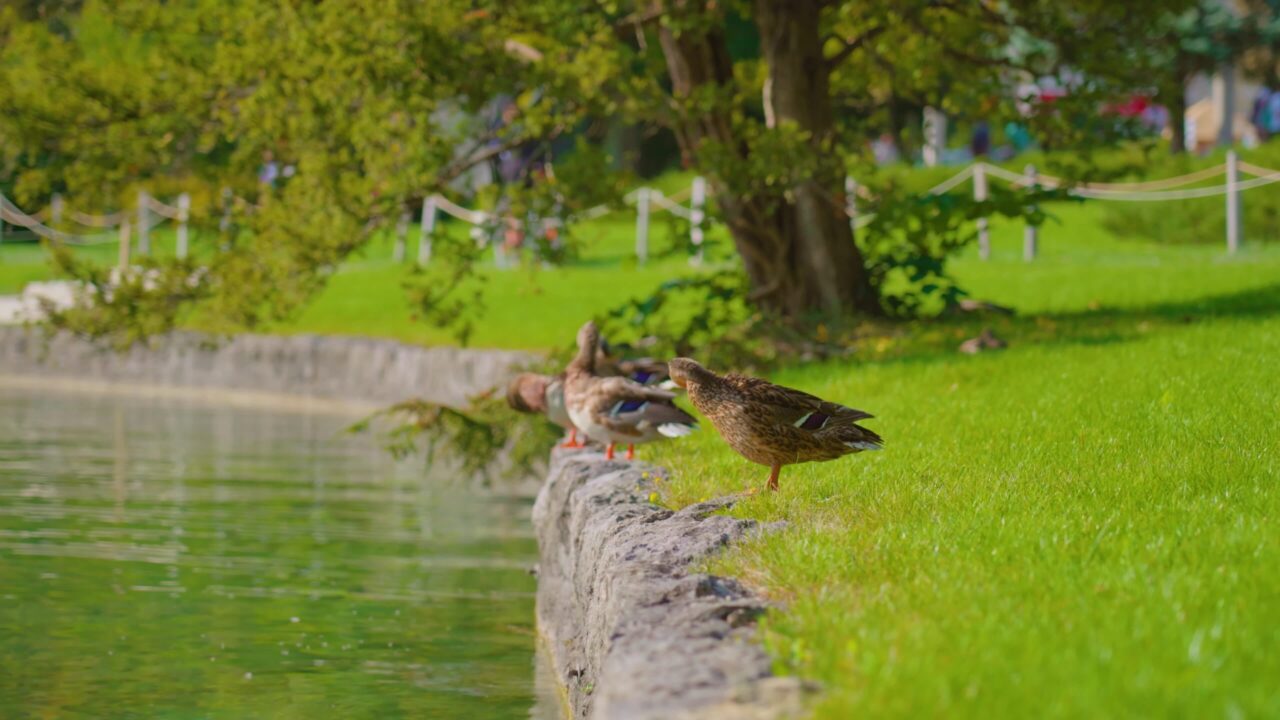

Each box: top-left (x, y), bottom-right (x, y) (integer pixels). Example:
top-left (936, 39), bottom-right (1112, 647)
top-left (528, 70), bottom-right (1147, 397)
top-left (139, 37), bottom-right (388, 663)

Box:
top-left (0, 385), bottom-right (550, 719)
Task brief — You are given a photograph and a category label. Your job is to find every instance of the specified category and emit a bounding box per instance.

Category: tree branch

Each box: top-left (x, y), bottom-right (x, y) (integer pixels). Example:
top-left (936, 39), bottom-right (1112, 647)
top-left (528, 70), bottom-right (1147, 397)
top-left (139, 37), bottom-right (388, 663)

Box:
top-left (825, 26), bottom-right (887, 71)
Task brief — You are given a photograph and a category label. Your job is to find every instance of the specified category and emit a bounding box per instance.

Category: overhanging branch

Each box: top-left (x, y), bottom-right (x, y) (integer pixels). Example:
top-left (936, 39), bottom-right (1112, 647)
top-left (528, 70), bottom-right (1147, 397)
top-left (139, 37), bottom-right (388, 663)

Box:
top-left (825, 26), bottom-right (887, 71)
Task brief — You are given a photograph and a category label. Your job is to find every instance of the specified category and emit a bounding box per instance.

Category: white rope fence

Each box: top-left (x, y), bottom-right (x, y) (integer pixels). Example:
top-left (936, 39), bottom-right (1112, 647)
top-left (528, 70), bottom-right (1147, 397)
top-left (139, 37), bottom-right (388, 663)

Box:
top-left (856, 150), bottom-right (1279, 258)
top-left (3, 150), bottom-right (1275, 275)
top-left (0, 191), bottom-right (192, 265)
top-left (413, 150), bottom-right (1277, 267)
top-left (419, 178), bottom-right (709, 266)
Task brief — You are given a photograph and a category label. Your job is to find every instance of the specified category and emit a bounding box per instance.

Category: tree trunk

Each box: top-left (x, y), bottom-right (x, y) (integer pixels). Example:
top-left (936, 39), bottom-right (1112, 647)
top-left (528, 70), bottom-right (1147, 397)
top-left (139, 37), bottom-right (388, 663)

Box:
top-left (1167, 67), bottom-right (1189, 155)
top-left (655, 0), bottom-right (881, 318)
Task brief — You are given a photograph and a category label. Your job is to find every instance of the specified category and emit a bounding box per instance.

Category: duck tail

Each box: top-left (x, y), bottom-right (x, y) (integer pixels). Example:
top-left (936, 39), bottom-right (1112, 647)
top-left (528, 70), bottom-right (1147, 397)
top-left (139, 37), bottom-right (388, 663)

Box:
top-left (843, 424), bottom-right (883, 451)
top-left (658, 422), bottom-right (697, 438)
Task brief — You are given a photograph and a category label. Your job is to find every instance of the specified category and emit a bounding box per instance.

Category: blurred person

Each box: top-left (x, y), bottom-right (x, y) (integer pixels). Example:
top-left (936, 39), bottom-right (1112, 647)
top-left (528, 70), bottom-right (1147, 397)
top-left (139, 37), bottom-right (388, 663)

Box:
top-left (258, 150), bottom-right (279, 188)
top-left (970, 120), bottom-right (991, 157)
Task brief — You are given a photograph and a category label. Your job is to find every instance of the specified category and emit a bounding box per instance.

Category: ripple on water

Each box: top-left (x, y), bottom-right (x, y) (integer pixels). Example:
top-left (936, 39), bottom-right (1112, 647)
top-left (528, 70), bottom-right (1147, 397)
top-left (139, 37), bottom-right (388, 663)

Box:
top-left (0, 385), bottom-right (556, 719)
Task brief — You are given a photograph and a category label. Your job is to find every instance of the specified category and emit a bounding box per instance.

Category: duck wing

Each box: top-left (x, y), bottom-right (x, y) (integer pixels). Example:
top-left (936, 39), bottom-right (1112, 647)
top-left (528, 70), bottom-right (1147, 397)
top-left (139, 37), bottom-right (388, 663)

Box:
top-left (614, 358), bottom-right (670, 386)
top-left (588, 377), bottom-right (696, 436)
top-left (723, 373), bottom-right (873, 430)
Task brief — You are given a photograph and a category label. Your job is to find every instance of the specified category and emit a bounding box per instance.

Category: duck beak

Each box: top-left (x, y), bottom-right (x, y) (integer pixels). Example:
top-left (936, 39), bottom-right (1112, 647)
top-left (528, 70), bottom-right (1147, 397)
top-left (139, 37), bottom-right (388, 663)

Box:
top-left (672, 376), bottom-right (687, 388)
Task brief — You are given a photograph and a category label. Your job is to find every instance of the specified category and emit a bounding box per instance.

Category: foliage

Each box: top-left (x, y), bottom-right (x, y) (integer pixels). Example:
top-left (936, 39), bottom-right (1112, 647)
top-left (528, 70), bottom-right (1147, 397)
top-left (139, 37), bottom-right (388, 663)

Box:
top-left (0, 0), bottom-right (1223, 343)
top-left (349, 387), bottom-right (562, 485)
top-left (860, 182), bottom-right (1071, 317)
top-left (1, 0), bottom-right (603, 343)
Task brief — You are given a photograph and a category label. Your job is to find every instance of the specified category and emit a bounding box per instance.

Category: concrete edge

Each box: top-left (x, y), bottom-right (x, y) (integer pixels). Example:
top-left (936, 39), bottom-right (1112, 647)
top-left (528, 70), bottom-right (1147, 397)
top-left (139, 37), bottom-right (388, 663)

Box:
top-left (533, 448), bottom-right (817, 720)
top-left (0, 326), bottom-right (534, 408)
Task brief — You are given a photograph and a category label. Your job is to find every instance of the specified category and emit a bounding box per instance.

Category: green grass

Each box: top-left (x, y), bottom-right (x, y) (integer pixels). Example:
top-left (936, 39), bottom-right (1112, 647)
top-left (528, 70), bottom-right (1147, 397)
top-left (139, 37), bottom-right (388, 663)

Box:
top-left (279, 215), bottom-right (725, 348)
top-left (640, 221), bottom-right (1280, 717)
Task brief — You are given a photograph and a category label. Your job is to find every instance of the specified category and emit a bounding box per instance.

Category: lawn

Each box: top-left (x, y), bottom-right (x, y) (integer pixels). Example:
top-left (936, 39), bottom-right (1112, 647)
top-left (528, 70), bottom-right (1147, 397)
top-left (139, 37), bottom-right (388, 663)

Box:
top-left (642, 222), bottom-right (1280, 717)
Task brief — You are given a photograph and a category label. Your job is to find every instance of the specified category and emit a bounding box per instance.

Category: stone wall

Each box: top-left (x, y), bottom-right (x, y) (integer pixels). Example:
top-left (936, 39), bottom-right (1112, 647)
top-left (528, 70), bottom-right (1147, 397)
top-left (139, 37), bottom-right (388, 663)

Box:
top-left (0, 327), bottom-right (530, 408)
top-left (533, 448), bottom-right (813, 720)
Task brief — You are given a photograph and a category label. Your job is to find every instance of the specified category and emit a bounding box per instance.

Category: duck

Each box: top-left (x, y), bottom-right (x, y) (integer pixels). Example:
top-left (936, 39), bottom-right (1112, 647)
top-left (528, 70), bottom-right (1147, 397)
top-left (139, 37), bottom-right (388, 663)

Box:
top-left (563, 321), bottom-right (698, 460)
top-left (506, 373), bottom-right (584, 448)
top-left (596, 340), bottom-right (677, 389)
top-left (666, 357), bottom-right (882, 491)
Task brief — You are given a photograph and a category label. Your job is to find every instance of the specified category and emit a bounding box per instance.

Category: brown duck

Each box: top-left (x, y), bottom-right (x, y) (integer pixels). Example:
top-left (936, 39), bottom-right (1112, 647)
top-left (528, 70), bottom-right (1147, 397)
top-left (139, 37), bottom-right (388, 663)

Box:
top-left (564, 322), bottom-right (698, 460)
top-left (667, 358), bottom-right (882, 491)
top-left (506, 372), bottom-right (583, 448)
top-left (506, 336), bottom-right (677, 449)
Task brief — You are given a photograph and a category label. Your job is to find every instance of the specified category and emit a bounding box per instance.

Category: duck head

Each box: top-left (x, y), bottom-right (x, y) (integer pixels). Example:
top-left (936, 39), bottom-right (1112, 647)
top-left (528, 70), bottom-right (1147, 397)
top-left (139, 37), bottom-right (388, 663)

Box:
top-left (506, 373), bottom-right (550, 413)
top-left (571, 321), bottom-right (600, 372)
top-left (667, 357), bottom-right (714, 389)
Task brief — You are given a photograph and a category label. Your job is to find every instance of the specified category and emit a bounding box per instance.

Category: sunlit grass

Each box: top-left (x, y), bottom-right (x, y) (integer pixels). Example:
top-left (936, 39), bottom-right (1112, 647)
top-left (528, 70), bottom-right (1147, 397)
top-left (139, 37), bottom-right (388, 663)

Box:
top-left (643, 232), bottom-right (1280, 717)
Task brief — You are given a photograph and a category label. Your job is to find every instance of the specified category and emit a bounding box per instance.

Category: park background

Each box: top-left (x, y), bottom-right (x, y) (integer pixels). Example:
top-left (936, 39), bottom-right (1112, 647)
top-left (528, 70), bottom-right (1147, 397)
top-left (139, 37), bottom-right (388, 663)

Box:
top-left (1, 1), bottom-right (1278, 718)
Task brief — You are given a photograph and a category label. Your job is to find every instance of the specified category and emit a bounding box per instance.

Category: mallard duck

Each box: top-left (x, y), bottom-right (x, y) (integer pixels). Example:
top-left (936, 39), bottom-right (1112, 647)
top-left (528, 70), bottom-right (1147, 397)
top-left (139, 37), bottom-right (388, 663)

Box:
top-left (667, 358), bottom-right (882, 491)
top-left (564, 322), bottom-right (698, 460)
top-left (506, 372), bottom-right (584, 448)
top-left (597, 341), bottom-right (677, 389)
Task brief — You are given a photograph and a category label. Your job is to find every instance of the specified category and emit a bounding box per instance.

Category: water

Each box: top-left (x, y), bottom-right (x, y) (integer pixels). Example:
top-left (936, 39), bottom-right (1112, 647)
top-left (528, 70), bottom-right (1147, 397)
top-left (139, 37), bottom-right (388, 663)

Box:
top-left (0, 384), bottom-right (554, 719)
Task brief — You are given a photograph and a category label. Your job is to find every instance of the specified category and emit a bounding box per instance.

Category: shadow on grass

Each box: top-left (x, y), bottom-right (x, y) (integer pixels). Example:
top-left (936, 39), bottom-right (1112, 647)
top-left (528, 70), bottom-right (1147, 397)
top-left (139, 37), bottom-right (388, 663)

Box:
top-left (849, 281), bottom-right (1280, 368)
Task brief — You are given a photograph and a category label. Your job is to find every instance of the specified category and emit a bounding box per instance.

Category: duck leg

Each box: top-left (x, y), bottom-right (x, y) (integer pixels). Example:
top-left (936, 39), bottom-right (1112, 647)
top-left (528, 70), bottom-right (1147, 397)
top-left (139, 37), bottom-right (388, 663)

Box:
top-left (625, 444), bottom-right (635, 460)
top-left (767, 463), bottom-right (781, 492)
top-left (604, 443), bottom-right (616, 460)
top-left (559, 428), bottom-right (581, 449)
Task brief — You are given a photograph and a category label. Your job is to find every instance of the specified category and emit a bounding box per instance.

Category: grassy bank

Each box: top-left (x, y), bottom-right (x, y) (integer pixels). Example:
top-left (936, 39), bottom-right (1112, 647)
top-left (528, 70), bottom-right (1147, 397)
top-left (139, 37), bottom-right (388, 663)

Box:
top-left (643, 228), bottom-right (1280, 716)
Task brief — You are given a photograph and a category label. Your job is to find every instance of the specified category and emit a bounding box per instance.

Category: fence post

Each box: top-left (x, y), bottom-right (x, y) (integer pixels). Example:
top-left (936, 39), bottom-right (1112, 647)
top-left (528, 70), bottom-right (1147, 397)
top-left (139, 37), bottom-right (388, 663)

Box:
top-left (118, 219), bottom-right (131, 269)
top-left (137, 190), bottom-right (151, 256)
top-left (974, 163), bottom-right (990, 260)
top-left (923, 107), bottom-right (947, 167)
top-left (689, 176), bottom-right (706, 265)
top-left (219, 187), bottom-right (232, 234)
top-left (418, 195), bottom-right (437, 266)
top-left (176, 193), bottom-right (191, 259)
top-left (1023, 164), bottom-right (1038, 261)
top-left (51, 194), bottom-right (64, 227)
top-left (393, 208), bottom-right (410, 263)
top-left (635, 188), bottom-right (651, 264)
top-left (845, 177), bottom-right (858, 234)
top-left (1226, 150), bottom-right (1241, 254)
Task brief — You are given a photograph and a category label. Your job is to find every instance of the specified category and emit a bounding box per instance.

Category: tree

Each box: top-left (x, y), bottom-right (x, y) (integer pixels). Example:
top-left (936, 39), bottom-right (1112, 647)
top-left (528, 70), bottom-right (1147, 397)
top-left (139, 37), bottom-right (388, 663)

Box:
top-left (0, 0), bottom-right (1194, 344)
top-left (507, 0), bottom-right (1191, 317)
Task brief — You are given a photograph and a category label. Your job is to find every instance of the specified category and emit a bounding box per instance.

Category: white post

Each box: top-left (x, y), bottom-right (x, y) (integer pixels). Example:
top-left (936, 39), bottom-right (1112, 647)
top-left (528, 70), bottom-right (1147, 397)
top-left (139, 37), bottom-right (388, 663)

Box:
top-left (418, 195), bottom-right (437, 266)
top-left (1023, 164), bottom-right (1038, 262)
top-left (118, 219), bottom-right (131, 269)
top-left (923, 107), bottom-right (947, 167)
top-left (176, 193), bottom-right (191, 259)
top-left (974, 163), bottom-right (990, 260)
top-left (219, 187), bottom-right (232, 234)
top-left (689, 176), bottom-right (707, 265)
top-left (1226, 150), bottom-right (1241, 254)
top-left (845, 176), bottom-right (858, 234)
top-left (635, 187), bottom-right (651, 264)
top-left (51, 194), bottom-right (64, 227)
top-left (137, 190), bottom-right (150, 256)
top-left (393, 208), bottom-right (410, 263)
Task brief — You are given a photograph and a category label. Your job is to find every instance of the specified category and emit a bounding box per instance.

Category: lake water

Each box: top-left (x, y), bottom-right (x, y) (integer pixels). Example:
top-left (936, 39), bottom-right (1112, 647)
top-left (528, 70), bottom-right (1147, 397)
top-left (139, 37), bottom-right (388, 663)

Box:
top-left (0, 383), bottom-right (555, 719)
